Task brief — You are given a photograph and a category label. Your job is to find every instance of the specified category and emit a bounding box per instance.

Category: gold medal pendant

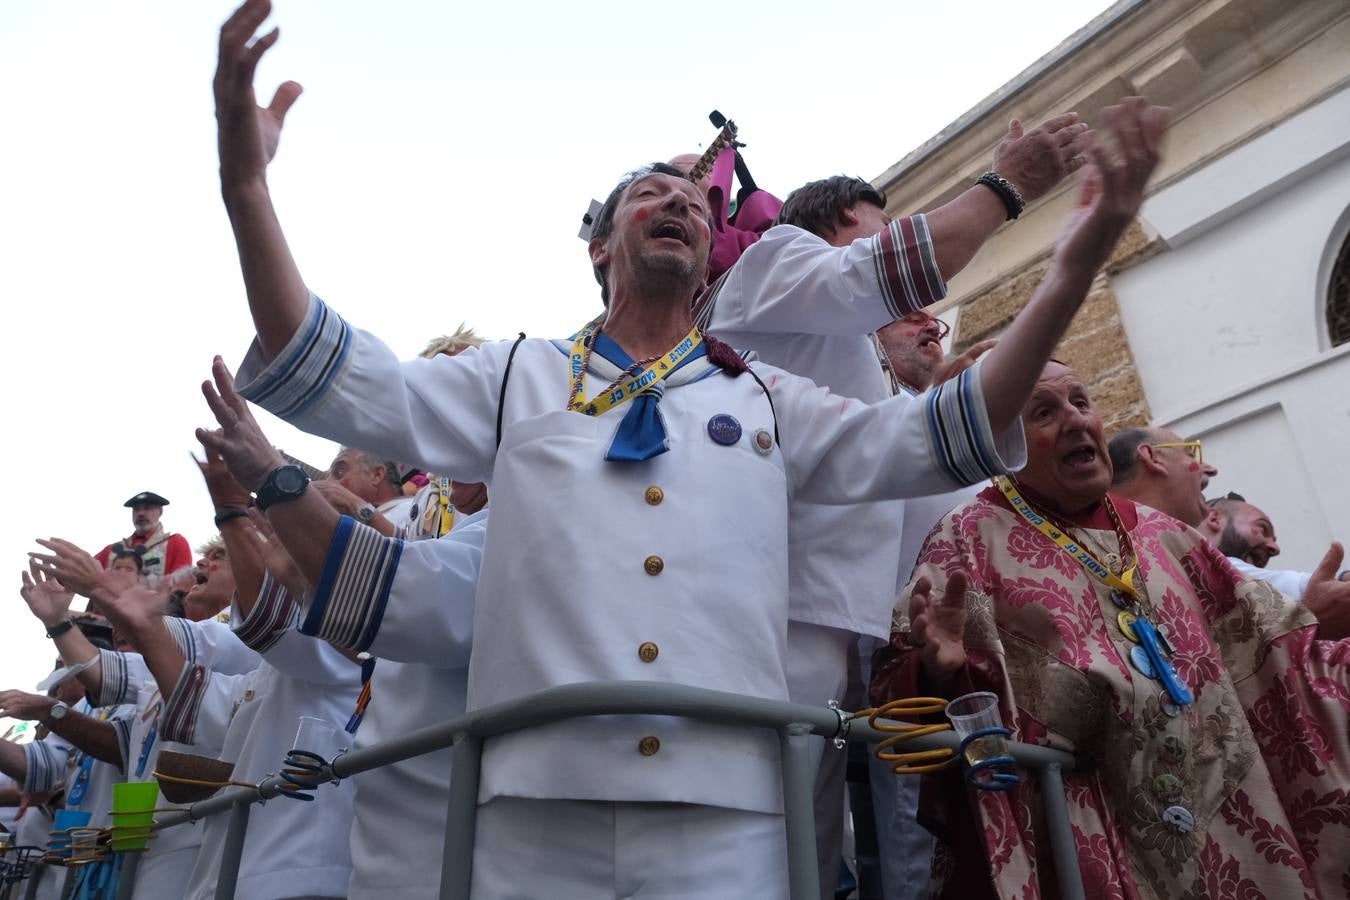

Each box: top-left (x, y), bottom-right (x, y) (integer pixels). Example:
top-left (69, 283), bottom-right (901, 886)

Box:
top-left (1117, 610), bottom-right (1140, 643)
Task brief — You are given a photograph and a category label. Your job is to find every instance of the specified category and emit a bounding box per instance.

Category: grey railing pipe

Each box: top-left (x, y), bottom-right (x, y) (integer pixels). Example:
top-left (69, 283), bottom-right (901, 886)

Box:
top-left (139, 681), bottom-right (1084, 898)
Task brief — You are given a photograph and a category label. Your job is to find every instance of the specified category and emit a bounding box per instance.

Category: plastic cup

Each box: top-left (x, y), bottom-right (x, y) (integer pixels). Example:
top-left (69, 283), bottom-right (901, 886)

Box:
top-left (66, 827), bottom-right (106, 865)
top-left (110, 782), bottom-right (160, 851)
top-left (292, 716), bottom-right (347, 761)
top-left (945, 691), bottom-right (1011, 769)
top-left (47, 809), bottom-right (92, 862)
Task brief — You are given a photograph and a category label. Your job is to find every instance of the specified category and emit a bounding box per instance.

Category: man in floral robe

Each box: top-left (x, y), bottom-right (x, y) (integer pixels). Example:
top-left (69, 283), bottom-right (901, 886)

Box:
top-left (871, 360), bottom-right (1350, 899)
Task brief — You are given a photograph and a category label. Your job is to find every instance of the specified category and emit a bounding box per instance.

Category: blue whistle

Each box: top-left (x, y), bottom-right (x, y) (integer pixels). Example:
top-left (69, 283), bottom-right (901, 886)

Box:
top-left (1133, 618), bottom-right (1193, 706)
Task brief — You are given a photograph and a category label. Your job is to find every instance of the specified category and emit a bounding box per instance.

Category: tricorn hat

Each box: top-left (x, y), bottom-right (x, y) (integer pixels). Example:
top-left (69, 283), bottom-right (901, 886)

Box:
top-left (124, 491), bottom-right (170, 508)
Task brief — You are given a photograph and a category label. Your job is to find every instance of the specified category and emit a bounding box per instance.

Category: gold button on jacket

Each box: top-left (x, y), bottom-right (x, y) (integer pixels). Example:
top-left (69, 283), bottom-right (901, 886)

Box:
top-left (638, 642), bottom-right (659, 663)
top-left (644, 486), bottom-right (664, 506)
top-left (638, 736), bottom-right (661, 756)
top-left (643, 555), bottom-right (664, 576)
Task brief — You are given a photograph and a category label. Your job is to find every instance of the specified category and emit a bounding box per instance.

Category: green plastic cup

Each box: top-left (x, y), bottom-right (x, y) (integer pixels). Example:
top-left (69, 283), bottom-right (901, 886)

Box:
top-left (110, 782), bottom-right (159, 851)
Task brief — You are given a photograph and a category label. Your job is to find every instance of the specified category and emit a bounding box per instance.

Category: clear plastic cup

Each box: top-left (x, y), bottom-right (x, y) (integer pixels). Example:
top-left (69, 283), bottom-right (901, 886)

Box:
top-left (945, 691), bottom-right (1011, 769)
top-left (292, 716), bottom-right (347, 760)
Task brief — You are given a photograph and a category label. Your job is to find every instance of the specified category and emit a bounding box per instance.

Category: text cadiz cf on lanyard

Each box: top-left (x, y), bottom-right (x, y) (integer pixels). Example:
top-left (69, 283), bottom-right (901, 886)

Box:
top-left (567, 318), bottom-right (703, 417)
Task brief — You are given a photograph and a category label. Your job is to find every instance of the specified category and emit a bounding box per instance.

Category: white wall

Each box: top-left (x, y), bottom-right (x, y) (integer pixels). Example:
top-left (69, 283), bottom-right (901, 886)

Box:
top-left (1110, 87), bottom-right (1350, 572)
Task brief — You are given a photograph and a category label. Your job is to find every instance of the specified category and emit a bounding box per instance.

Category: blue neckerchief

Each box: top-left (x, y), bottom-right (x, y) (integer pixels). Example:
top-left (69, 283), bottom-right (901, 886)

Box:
top-left (590, 332), bottom-right (706, 462)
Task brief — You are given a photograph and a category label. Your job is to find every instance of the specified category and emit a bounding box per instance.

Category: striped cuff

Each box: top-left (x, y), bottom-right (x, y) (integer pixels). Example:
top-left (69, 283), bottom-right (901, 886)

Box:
top-left (300, 516), bottom-right (403, 653)
top-left (160, 663), bottom-right (210, 746)
top-left (923, 361), bottom-right (1006, 486)
top-left (871, 215), bottom-right (946, 319)
top-left (237, 294), bottom-right (354, 421)
top-left (22, 740), bottom-right (62, 794)
top-left (111, 717), bottom-right (132, 773)
top-left (94, 649), bottom-right (135, 707)
top-left (233, 574), bottom-right (299, 653)
top-left (161, 616), bottom-right (198, 662)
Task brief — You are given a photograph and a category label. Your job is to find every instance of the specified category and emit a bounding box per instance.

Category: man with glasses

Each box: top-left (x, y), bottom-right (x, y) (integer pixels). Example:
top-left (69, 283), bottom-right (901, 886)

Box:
top-left (1110, 431), bottom-right (1350, 637)
top-left (696, 115), bottom-right (1092, 895)
top-left (1107, 426), bottom-right (1216, 529)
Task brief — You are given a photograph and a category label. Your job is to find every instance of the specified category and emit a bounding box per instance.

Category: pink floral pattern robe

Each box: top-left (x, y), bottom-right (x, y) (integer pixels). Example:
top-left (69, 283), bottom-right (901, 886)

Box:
top-left (871, 486), bottom-right (1350, 900)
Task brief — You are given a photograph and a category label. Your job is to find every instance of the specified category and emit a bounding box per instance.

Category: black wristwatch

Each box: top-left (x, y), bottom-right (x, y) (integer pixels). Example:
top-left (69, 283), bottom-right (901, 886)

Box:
top-left (255, 464), bottom-right (311, 511)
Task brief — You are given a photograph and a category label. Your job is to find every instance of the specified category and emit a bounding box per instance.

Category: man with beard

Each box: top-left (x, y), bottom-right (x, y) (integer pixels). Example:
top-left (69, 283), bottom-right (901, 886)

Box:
top-left (1108, 434), bottom-right (1350, 634)
top-left (94, 493), bottom-right (192, 583)
top-left (872, 360), bottom-right (1350, 899)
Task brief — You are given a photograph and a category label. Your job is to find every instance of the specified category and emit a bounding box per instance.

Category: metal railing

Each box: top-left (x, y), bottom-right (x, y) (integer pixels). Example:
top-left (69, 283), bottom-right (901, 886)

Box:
top-left (104, 681), bottom-right (1085, 900)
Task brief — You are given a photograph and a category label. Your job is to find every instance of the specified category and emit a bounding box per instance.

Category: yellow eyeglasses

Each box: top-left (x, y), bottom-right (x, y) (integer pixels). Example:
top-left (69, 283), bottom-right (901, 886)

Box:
top-left (1151, 440), bottom-right (1203, 464)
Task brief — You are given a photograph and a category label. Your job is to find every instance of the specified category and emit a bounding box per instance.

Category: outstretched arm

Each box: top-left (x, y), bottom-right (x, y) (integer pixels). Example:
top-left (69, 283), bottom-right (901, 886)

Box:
top-left (0, 692), bottom-right (122, 768)
top-left (979, 98), bottom-right (1168, 437)
top-left (216, 0), bottom-right (308, 361)
top-left (925, 114), bottom-right (1090, 279)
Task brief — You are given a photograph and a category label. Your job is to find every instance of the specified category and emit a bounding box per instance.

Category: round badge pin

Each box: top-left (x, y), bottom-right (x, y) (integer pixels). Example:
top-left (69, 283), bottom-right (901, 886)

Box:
top-left (707, 414), bottom-right (743, 446)
top-left (1109, 590), bottom-right (1131, 610)
top-left (1130, 645), bottom-right (1156, 680)
top-left (1162, 805), bottom-right (1195, 834)
top-left (753, 428), bottom-right (774, 455)
top-left (1117, 611), bottom-right (1140, 643)
top-left (1160, 696), bottom-right (1184, 718)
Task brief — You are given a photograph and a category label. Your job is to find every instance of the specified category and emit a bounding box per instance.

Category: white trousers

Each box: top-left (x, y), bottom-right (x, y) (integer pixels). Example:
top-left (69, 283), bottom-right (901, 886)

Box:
top-left (470, 798), bottom-right (788, 899)
top-left (783, 620), bottom-right (856, 900)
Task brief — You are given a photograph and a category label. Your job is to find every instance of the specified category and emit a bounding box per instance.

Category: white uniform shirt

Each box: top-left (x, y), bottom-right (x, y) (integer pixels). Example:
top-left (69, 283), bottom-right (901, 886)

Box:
top-left (162, 586), bottom-right (361, 900)
top-left (1226, 556), bottom-right (1310, 600)
top-left (699, 220), bottom-right (957, 637)
top-left (237, 295), bottom-right (1022, 815)
top-left (300, 509), bottom-right (487, 900)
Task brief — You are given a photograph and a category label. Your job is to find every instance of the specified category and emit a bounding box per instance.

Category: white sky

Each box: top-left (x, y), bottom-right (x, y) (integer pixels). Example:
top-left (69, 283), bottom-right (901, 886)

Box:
top-left (0, 1), bottom-right (1112, 699)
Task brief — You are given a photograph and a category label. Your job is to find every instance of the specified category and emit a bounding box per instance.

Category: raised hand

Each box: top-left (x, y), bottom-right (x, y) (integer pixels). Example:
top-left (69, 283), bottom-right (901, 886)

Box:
top-left (0, 690), bottom-right (57, 723)
top-left (215, 0), bottom-right (303, 189)
top-left (1303, 542), bottom-right (1350, 640)
top-left (95, 583), bottom-right (170, 644)
top-left (19, 562), bottom-right (74, 628)
top-left (1053, 97), bottom-right (1169, 274)
top-left (933, 339), bottom-right (998, 387)
top-left (28, 538), bottom-right (104, 598)
top-left (993, 113), bottom-right (1093, 204)
top-left (197, 356), bottom-right (286, 492)
top-left (194, 444), bottom-right (253, 510)
top-left (908, 571), bottom-right (970, 684)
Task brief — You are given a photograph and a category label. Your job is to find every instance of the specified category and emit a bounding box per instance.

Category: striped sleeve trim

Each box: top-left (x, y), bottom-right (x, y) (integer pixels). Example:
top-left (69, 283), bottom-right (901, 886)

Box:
top-left (94, 649), bottom-right (134, 707)
top-left (923, 365), bottom-right (1004, 486)
top-left (22, 740), bottom-right (60, 794)
top-left (237, 294), bottom-right (354, 421)
top-left (161, 616), bottom-right (198, 663)
top-left (160, 663), bottom-right (209, 746)
top-left (871, 215), bottom-right (946, 318)
top-left (300, 516), bottom-right (403, 653)
top-left (233, 576), bottom-right (299, 653)
top-left (110, 717), bottom-right (132, 772)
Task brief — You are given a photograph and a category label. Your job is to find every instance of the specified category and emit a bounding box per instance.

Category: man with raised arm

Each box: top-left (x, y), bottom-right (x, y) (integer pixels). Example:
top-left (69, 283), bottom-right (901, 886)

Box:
top-left (210, 1), bottom-right (1163, 893)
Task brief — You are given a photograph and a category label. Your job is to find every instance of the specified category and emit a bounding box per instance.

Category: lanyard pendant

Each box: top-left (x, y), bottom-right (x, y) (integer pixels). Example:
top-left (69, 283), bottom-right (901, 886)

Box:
top-left (1109, 590), bottom-right (1132, 610)
top-left (1133, 618), bottom-right (1192, 706)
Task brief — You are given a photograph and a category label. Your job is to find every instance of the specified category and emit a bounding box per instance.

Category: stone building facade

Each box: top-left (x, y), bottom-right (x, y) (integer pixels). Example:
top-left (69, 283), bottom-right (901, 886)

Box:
top-left (875, 0), bottom-right (1350, 570)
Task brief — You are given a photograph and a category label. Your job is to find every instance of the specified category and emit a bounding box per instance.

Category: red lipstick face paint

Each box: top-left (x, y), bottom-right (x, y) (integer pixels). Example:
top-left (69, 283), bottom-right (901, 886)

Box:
top-left (1035, 436), bottom-right (1052, 449)
top-left (634, 208), bottom-right (650, 223)
top-left (1188, 462), bottom-right (1200, 472)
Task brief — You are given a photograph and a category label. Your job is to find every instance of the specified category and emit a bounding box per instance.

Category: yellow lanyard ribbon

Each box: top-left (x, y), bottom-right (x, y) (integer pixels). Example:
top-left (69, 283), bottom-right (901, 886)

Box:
top-left (567, 318), bottom-right (703, 417)
top-left (436, 476), bottom-right (455, 537)
top-left (995, 476), bottom-right (1140, 601)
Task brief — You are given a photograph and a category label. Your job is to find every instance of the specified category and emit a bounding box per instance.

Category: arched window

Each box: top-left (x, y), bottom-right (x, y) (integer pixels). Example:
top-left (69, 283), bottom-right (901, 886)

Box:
top-left (1327, 231), bottom-right (1350, 347)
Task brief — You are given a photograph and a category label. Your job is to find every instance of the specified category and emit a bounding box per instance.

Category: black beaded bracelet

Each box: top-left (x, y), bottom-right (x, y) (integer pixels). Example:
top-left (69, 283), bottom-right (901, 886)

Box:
top-left (214, 507), bottom-right (251, 527)
top-left (46, 619), bottom-right (74, 640)
top-left (977, 171), bottom-right (1025, 221)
